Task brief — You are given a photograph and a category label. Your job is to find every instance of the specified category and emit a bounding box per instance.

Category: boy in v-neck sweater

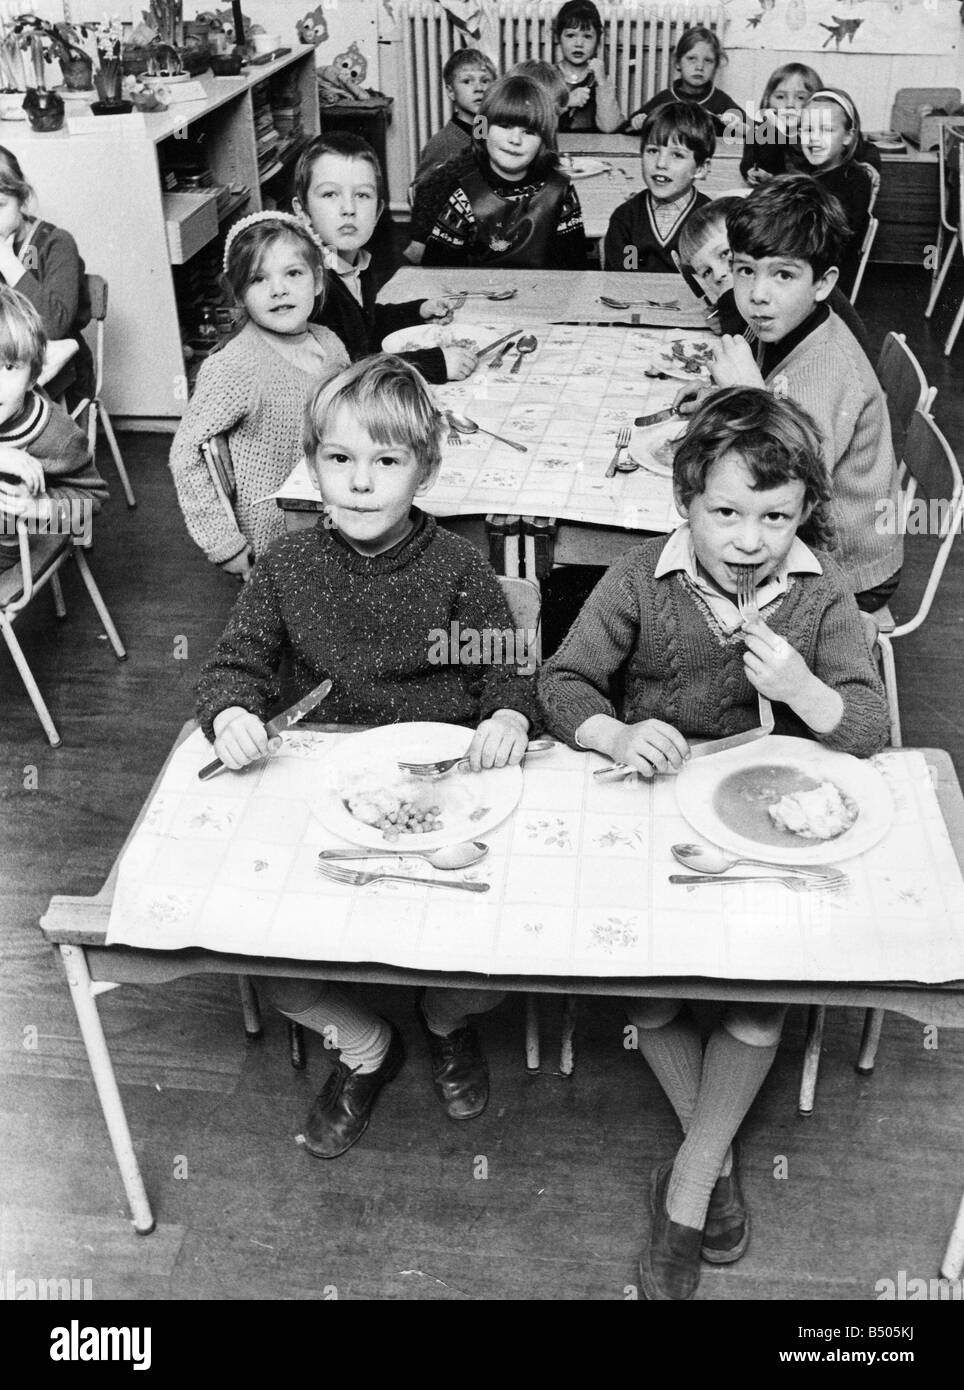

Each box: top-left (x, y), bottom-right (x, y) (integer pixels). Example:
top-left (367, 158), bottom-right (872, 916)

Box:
top-left (603, 102), bottom-right (714, 273)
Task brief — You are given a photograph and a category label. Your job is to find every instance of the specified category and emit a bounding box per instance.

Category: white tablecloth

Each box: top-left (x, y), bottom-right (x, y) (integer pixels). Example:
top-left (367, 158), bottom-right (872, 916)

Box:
top-left (107, 730), bottom-right (964, 984)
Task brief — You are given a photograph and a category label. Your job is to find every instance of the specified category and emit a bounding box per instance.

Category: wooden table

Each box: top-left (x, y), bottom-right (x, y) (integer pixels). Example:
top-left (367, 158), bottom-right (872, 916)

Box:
top-left (277, 267), bottom-right (711, 578)
top-left (38, 730), bottom-right (964, 1279)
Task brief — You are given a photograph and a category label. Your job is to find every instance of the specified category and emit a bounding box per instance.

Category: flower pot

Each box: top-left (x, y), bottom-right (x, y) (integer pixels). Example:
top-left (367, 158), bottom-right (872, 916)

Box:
top-left (90, 99), bottom-right (134, 115)
top-left (22, 88), bottom-right (65, 132)
top-left (94, 66), bottom-right (123, 105)
top-left (60, 56), bottom-right (94, 92)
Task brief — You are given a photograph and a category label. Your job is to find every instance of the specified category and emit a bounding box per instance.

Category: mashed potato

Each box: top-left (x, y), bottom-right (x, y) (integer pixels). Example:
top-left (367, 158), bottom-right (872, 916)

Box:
top-left (767, 781), bottom-right (858, 841)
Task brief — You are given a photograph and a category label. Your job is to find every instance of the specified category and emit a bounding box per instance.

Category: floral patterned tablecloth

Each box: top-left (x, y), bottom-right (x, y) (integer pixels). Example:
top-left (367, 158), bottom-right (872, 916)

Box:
top-left (106, 730), bottom-right (964, 984)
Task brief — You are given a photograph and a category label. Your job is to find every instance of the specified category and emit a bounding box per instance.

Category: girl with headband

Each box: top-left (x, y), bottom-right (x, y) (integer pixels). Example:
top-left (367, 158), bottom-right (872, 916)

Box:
top-left (799, 88), bottom-right (879, 297)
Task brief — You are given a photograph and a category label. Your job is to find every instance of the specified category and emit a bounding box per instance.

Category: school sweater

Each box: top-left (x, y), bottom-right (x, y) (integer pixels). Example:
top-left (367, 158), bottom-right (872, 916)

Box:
top-left (314, 264), bottom-right (447, 385)
top-left (413, 115), bottom-right (475, 185)
top-left (195, 510), bottom-right (538, 740)
top-left (168, 321), bottom-right (349, 566)
top-left (556, 67), bottom-right (624, 134)
top-left (417, 150), bottom-right (587, 270)
top-left (5, 220), bottom-right (94, 403)
top-left (537, 535), bottom-right (888, 759)
top-left (629, 82), bottom-right (743, 135)
top-left (0, 391), bottom-right (108, 569)
top-left (603, 188), bottom-right (709, 272)
top-left (756, 308), bottom-right (902, 594)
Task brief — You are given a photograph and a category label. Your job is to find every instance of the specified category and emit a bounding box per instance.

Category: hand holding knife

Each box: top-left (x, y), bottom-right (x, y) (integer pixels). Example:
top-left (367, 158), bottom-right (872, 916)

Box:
top-left (198, 679), bottom-right (333, 781)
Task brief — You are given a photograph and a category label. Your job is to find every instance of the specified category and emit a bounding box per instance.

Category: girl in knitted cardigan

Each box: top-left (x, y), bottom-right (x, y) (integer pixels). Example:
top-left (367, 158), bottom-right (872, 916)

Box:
top-left (169, 213), bottom-right (349, 580)
top-left (538, 388), bottom-right (888, 1301)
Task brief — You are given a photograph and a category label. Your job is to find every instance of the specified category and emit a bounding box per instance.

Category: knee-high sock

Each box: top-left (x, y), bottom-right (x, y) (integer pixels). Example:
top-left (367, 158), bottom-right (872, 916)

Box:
top-left (667, 1027), bottom-right (778, 1229)
top-left (278, 986), bottom-right (391, 1074)
top-left (633, 1011), bottom-right (734, 1180)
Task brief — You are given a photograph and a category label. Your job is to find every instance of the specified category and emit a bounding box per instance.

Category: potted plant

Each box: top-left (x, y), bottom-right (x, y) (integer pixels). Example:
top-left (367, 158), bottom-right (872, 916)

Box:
top-left (11, 15), bottom-right (95, 91)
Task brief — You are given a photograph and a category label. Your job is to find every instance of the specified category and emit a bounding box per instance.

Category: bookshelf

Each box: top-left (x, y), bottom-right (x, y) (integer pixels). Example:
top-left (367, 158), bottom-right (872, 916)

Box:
top-left (2, 49), bottom-right (318, 426)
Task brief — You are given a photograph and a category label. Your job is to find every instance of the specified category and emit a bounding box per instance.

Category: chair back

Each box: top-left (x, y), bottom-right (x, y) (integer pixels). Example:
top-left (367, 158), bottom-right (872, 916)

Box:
top-left (876, 332), bottom-right (936, 464)
top-left (498, 575), bottom-right (541, 674)
top-left (857, 160), bottom-right (881, 218)
top-left (201, 434), bottom-right (238, 529)
top-left (891, 408), bottom-right (964, 638)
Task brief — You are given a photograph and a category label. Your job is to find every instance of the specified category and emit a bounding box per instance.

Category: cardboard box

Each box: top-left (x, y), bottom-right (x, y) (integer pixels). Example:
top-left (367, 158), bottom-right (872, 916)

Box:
top-left (892, 88), bottom-right (963, 150)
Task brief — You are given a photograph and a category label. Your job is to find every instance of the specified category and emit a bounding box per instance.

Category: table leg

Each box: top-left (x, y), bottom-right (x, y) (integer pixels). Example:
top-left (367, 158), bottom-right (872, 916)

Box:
top-left (59, 944), bottom-right (155, 1235)
top-left (560, 994), bottom-right (577, 1076)
top-left (521, 516), bottom-right (557, 581)
top-left (799, 1004), bottom-right (825, 1116)
top-left (525, 994), bottom-right (540, 1072)
top-left (941, 1190), bottom-right (964, 1281)
top-left (485, 515), bottom-right (521, 577)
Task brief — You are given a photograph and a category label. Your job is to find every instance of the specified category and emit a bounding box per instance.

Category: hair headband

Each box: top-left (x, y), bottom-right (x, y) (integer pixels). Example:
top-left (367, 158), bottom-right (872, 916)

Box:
top-left (807, 89), bottom-right (857, 127)
top-left (222, 211), bottom-right (324, 274)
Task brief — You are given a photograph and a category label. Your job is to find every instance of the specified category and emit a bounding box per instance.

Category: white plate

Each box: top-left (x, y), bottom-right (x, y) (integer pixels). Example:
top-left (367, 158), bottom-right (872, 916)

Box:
top-left (675, 735), bottom-right (893, 865)
top-left (626, 416), bottom-right (687, 476)
top-left (560, 156), bottom-right (607, 179)
top-left (655, 338), bottom-right (714, 380)
top-left (311, 722), bottom-right (523, 850)
top-left (381, 321), bottom-right (505, 355)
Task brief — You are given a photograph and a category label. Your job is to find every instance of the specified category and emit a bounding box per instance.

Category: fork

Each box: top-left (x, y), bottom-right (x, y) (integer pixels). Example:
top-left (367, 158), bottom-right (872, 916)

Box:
top-left (605, 424), bottom-right (632, 478)
top-left (736, 565), bottom-right (774, 730)
top-left (489, 338), bottom-right (517, 370)
top-left (669, 873), bottom-right (849, 893)
top-left (317, 862), bottom-right (489, 892)
top-left (399, 737), bottom-right (555, 778)
top-left (446, 431), bottom-right (464, 447)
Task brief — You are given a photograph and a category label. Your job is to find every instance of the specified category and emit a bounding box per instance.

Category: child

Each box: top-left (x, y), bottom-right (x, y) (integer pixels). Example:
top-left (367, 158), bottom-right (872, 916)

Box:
top-left (412, 48), bottom-right (497, 187)
top-left (414, 73), bottom-right (586, 269)
top-left (603, 103), bottom-right (714, 273)
top-left (0, 285), bottom-right (107, 571)
top-left (626, 26), bottom-right (742, 138)
top-left (0, 145), bottom-right (93, 406)
top-left (553, 0), bottom-right (624, 134)
top-left (799, 88), bottom-right (879, 297)
top-left (692, 175), bottom-right (902, 609)
top-left (196, 355), bottom-right (537, 1159)
top-left (676, 195), bottom-right (872, 360)
top-left (511, 58), bottom-right (570, 117)
top-left (739, 63), bottom-right (822, 186)
top-left (538, 386), bottom-right (889, 1300)
top-left (169, 212), bottom-right (349, 580)
top-left (295, 132), bottom-right (474, 386)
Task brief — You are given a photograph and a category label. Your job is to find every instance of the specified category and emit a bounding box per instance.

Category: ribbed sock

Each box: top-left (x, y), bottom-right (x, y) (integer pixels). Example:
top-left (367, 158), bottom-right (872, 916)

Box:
top-left (667, 1027), bottom-right (778, 1229)
top-left (278, 987), bottom-right (391, 1074)
top-left (634, 1010), bottom-right (733, 1179)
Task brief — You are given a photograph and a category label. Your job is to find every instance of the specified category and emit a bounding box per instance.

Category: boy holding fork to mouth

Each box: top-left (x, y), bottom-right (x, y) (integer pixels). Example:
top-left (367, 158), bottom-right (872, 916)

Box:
top-left (197, 355), bottom-right (536, 1161)
top-left (538, 387), bottom-right (888, 1300)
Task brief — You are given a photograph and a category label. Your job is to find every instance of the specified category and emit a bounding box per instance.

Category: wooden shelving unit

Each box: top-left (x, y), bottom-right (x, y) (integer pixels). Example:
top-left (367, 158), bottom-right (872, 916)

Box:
top-left (3, 49), bottom-right (319, 425)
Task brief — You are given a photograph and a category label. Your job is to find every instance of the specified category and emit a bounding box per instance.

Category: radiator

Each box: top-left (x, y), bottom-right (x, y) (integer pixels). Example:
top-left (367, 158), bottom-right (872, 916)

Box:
top-left (395, 1), bottom-right (727, 188)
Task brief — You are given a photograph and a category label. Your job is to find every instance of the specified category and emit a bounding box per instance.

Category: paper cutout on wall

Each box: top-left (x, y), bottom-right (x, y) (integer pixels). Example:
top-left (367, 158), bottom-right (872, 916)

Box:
top-left (726, 0), bottom-right (960, 53)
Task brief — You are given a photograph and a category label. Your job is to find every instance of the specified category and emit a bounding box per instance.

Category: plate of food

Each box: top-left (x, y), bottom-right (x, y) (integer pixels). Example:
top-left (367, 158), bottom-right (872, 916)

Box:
top-left (652, 338), bottom-right (715, 381)
top-left (626, 415), bottom-right (687, 476)
top-left (560, 156), bottom-right (608, 179)
top-left (311, 722), bottom-right (524, 850)
top-left (674, 736), bottom-right (893, 864)
top-left (381, 321), bottom-right (505, 355)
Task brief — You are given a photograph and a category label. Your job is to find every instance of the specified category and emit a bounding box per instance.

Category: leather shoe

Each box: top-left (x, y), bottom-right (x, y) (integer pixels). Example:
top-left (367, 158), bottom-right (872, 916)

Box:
top-left (416, 996), bottom-right (489, 1120)
top-left (639, 1161), bottom-right (703, 1301)
top-left (701, 1149), bottom-right (750, 1264)
top-left (303, 1023), bottom-right (404, 1159)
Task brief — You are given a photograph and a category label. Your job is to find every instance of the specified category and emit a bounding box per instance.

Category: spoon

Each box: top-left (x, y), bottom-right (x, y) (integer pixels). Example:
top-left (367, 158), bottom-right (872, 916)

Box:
top-left (446, 411), bottom-right (527, 453)
top-left (600, 294), bottom-right (680, 311)
top-left (318, 840), bottom-right (489, 870)
top-left (444, 287), bottom-right (518, 300)
top-left (510, 334), bottom-right (538, 374)
top-left (671, 843), bottom-right (842, 880)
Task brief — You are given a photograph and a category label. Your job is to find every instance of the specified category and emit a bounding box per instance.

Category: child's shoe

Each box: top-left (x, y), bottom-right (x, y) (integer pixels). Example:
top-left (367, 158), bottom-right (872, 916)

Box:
top-left (415, 996), bottom-right (489, 1120)
top-left (639, 1161), bottom-right (702, 1301)
top-left (303, 1023), bottom-right (405, 1159)
top-left (701, 1150), bottom-right (750, 1264)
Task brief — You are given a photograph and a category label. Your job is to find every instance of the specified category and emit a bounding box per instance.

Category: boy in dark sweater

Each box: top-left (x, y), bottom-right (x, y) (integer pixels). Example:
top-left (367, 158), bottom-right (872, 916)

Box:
top-left (198, 355), bottom-right (536, 1160)
top-left (412, 48), bottom-right (497, 188)
top-left (0, 285), bottom-right (107, 570)
top-left (539, 388), bottom-right (887, 1300)
top-left (603, 103), bottom-right (714, 273)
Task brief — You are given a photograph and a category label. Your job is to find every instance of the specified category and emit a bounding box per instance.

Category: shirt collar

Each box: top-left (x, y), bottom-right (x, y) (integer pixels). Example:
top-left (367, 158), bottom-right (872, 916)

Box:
top-left (323, 247), bottom-right (372, 303)
top-left (759, 301), bottom-right (829, 376)
top-left (654, 523), bottom-right (822, 632)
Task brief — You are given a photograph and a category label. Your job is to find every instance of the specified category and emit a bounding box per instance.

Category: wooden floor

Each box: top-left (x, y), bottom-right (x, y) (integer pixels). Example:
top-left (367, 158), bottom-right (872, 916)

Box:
top-left (2, 264), bottom-right (964, 1302)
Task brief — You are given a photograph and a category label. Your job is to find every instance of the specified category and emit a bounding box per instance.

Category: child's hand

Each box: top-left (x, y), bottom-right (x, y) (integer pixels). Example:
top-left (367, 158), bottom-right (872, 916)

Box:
top-left (629, 111), bottom-right (646, 132)
top-left (220, 546), bottom-right (253, 582)
top-left (0, 449), bottom-right (45, 496)
top-left (711, 334), bottom-right (765, 389)
top-left (420, 297), bottom-right (458, 323)
top-left (442, 344), bottom-right (478, 381)
top-left (741, 616), bottom-right (809, 703)
top-left (587, 56), bottom-right (607, 83)
top-left (567, 85), bottom-right (592, 110)
top-left (746, 166), bottom-right (772, 186)
top-left (465, 709), bottom-right (529, 771)
top-left (671, 382), bottom-right (712, 416)
top-left (610, 719), bottom-right (689, 778)
top-left (211, 707), bottom-right (281, 770)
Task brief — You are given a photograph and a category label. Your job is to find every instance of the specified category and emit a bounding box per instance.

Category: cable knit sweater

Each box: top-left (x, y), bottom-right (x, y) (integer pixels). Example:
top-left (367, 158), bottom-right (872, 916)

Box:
top-left (169, 321), bottom-right (349, 565)
top-left (538, 535), bottom-right (888, 758)
top-left (757, 311), bottom-right (902, 594)
top-left (196, 511), bottom-right (538, 740)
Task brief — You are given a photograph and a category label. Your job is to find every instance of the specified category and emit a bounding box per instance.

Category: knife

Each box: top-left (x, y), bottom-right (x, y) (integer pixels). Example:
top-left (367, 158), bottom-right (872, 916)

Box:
top-left (475, 328), bottom-right (522, 359)
top-left (634, 406), bottom-right (681, 429)
top-left (593, 695), bottom-right (774, 779)
top-left (198, 678), bottom-right (334, 781)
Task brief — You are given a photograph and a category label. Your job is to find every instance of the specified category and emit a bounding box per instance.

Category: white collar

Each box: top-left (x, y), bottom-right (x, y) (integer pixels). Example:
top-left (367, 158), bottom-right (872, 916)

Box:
top-left (324, 247), bottom-right (372, 279)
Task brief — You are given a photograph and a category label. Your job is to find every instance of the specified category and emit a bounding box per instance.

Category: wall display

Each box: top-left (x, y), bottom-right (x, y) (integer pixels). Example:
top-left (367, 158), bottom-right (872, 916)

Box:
top-left (726, 0), bottom-right (960, 55)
